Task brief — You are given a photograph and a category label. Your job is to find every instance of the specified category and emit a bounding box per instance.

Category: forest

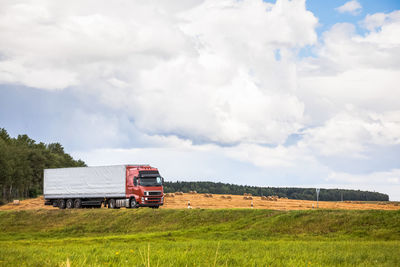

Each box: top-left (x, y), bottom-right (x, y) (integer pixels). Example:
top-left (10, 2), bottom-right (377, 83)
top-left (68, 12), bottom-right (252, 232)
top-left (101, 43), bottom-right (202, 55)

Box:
top-left (164, 181), bottom-right (389, 201)
top-left (0, 128), bottom-right (85, 204)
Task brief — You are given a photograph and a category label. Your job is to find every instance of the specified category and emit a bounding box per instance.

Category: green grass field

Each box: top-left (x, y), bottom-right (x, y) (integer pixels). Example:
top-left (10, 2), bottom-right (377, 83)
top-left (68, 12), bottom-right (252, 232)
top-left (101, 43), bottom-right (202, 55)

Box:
top-left (0, 209), bottom-right (399, 266)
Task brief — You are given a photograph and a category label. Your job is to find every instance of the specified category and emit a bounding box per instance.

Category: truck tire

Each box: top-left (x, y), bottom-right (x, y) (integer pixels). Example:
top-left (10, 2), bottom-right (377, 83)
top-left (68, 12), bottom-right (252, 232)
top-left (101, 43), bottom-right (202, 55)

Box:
top-left (108, 199), bottom-right (116, 209)
top-left (66, 199), bottom-right (74, 209)
top-left (129, 198), bottom-right (138, 209)
top-left (58, 199), bottom-right (66, 209)
top-left (74, 199), bottom-right (82, 209)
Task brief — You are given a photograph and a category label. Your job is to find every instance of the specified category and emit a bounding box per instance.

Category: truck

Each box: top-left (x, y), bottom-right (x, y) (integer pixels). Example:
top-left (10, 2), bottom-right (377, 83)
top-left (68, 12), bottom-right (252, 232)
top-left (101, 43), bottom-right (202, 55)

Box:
top-left (44, 165), bottom-right (164, 209)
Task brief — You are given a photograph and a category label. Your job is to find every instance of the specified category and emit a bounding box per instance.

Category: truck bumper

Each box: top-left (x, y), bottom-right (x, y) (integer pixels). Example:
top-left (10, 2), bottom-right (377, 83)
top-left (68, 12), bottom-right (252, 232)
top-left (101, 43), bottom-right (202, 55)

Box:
top-left (138, 203), bottom-right (164, 207)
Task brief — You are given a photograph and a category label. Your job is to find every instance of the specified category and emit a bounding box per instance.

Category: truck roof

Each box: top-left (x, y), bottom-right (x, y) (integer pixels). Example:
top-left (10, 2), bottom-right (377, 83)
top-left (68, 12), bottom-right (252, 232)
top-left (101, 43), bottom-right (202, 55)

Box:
top-left (44, 164), bottom-right (157, 171)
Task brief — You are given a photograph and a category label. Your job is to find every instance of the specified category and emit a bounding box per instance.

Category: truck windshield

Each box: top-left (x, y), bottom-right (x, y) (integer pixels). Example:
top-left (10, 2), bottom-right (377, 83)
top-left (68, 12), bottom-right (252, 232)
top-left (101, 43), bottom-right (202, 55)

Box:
top-left (139, 177), bottom-right (162, 186)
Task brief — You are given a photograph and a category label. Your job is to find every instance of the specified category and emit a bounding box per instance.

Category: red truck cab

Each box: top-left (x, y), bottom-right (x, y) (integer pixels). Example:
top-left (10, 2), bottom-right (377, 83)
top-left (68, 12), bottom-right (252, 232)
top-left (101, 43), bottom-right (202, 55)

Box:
top-left (126, 165), bottom-right (164, 208)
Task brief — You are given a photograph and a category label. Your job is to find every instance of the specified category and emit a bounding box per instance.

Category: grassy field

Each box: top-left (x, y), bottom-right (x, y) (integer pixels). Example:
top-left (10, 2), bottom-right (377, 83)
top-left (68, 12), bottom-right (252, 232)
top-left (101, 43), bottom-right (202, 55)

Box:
top-left (0, 209), bottom-right (400, 266)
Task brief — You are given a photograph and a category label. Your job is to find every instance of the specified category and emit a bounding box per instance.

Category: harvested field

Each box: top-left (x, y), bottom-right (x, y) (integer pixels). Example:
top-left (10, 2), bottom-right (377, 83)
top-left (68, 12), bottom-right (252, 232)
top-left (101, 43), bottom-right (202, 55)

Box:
top-left (1, 194), bottom-right (400, 210)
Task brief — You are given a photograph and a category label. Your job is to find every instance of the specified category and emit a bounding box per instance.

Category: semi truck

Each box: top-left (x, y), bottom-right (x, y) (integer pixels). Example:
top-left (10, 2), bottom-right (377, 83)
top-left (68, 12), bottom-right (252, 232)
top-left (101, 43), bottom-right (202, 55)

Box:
top-left (44, 165), bottom-right (164, 209)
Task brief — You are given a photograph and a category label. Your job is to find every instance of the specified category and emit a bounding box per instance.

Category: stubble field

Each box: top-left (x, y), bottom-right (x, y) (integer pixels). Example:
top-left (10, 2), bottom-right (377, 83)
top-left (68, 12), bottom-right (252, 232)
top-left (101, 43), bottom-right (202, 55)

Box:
top-left (1, 193), bottom-right (399, 211)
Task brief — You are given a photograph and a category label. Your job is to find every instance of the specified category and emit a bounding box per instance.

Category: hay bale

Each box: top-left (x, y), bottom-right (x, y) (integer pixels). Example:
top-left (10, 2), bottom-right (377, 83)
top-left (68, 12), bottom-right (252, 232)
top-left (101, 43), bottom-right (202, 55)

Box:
top-left (243, 193), bottom-right (248, 196)
top-left (261, 196), bottom-right (267, 200)
top-left (165, 193), bottom-right (175, 197)
top-left (203, 193), bottom-right (213, 198)
top-left (13, 200), bottom-right (20, 205)
top-left (247, 193), bottom-right (252, 196)
top-left (220, 195), bottom-right (226, 199)
top-left (175, 192), bottom-right (184, 195)
top-left (188, 191), bottom-right (197, 194)
top-left (226, 196), bottom-right (232, 200)
top-left (243, 196), bottom-right (252, 200)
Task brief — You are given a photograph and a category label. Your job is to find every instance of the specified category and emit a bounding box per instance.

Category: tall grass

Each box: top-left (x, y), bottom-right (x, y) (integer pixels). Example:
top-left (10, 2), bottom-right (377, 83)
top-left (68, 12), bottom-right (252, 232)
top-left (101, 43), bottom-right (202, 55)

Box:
top-left (0, 209), bottom-right (399, 266)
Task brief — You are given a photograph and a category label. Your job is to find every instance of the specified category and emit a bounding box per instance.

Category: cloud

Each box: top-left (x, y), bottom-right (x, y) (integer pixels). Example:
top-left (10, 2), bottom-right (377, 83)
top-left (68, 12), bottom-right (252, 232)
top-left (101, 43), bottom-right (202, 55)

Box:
top-left (0, 0), bottom-right (318, 146)
top-left (299, 110), bottom-right (400, 157)
top-left (335, 0), bottom-right (362, 15)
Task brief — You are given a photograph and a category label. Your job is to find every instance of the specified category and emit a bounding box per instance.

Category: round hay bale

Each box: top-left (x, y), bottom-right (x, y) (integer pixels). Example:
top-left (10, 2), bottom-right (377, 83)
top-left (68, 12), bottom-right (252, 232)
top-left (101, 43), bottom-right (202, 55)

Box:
top-left (226, 196), bottom-right (232, 200)
top-left (261, 196), bottom-right (267, 200)
top-left (220, 195), bottom-right (226, 199)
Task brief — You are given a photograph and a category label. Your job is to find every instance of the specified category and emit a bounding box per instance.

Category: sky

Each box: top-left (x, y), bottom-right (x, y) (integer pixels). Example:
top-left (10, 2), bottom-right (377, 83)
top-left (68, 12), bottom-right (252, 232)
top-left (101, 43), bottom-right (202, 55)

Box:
top-left (0, 0), bottom-right (400, 199)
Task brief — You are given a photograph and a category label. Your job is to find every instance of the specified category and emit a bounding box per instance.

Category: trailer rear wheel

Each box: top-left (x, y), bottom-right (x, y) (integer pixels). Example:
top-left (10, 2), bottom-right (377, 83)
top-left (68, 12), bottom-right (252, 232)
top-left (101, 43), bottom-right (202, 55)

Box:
top-left (74, 199), bottom-right (82, 209)
top-left (58, 199), bottom-right (66, 209)
top-left (108, 199), bottom-right (116, 209)
top-left (66, 199), bottom-right (74, 209)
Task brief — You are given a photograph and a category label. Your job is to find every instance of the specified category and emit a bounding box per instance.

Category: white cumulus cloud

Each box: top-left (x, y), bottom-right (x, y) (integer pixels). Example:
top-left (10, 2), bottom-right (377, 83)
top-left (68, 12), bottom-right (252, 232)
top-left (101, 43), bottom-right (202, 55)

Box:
top-left (335, 0), bottom-right (362, 15)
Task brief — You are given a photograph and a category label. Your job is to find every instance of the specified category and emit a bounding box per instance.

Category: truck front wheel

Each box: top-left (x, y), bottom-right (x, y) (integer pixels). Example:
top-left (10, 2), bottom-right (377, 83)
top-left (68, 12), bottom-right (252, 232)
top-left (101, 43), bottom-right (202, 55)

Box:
top-left (74, 199), bottom-right (82, 209)
top-left (66, 199), bottom-right (74, 209)
top-left (129, 198), bottom-right (138, 209)
top-left (58, 199), bottom-right (66, 209)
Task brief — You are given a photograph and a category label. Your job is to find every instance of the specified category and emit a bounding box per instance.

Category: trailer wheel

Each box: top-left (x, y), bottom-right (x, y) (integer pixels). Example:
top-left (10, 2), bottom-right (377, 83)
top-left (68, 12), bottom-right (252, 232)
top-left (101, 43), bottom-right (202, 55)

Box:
top-left (66, 199), bottom-right (74, 209)
top-left (58, 199), bottom-right (66, 209)
top-left (108, 199), bottom-right (116, 209)
top-left (129, 198), bottom-right (138, 209)
top-left (74, 199), bottom-right (82, 209)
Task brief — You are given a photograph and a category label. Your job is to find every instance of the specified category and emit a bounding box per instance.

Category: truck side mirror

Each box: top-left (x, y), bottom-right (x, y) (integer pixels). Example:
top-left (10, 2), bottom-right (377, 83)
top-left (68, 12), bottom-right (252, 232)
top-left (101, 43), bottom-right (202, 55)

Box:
top-left (133, 177), bottom-right (138, 186)
top-left (162, 177), bottom-right (164, 183)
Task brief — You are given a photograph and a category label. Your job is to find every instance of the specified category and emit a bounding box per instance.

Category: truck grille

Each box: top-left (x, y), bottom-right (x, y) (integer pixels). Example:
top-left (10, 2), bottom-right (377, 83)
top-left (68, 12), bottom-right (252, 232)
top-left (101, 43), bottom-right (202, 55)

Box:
top-left (145, 197), bottom-right (161, 203)
top-left (144, 191), bottom-right (162, 196)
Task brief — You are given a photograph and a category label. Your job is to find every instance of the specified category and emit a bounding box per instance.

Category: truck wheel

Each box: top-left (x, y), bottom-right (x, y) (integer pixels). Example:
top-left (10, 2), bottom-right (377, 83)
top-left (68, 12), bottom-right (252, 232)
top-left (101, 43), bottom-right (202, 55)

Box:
top-left (58, 199), bottom-right (66, 209)
top-left (74, 199), bottom-right (82, 209)
top-left (108, 199), bottom-right (116, 209)
top-left (66, 199), bottom-right (74, 209)
top-left (129, 198), bottom-right (138, 209)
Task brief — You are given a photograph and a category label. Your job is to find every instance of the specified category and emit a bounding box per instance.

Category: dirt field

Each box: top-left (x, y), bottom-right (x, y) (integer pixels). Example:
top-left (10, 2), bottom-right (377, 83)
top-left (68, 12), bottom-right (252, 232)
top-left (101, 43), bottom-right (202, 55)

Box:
top-left (1, 194), bottom-right (399, 211)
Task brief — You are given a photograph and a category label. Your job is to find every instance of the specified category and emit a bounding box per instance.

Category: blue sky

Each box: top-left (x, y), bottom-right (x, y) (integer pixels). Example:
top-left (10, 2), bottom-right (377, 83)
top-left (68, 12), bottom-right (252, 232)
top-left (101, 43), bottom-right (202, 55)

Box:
top-left (1, 0), bottom-right (400, 199)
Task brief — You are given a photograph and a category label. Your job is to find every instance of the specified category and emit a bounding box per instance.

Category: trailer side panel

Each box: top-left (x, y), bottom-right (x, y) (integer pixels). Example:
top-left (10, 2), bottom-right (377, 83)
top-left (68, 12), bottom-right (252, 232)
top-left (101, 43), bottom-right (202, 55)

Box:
top-left (44, 165), bottom-right (126, 199)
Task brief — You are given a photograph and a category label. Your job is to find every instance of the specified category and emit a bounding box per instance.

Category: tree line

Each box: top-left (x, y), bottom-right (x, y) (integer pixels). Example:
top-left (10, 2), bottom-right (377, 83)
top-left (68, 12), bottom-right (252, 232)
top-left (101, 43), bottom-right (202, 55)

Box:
top-left (0, 128), bottom-right (86, 204)
top-left (164, 181), bottom-right (389, 201)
